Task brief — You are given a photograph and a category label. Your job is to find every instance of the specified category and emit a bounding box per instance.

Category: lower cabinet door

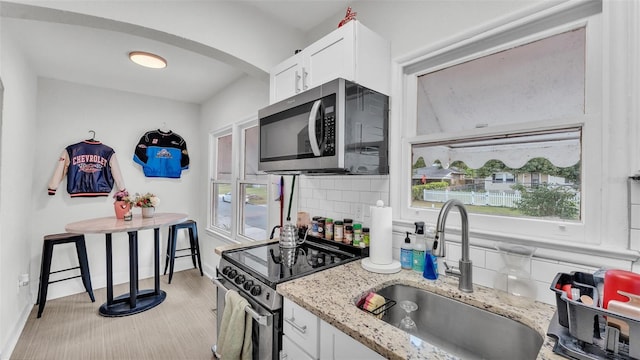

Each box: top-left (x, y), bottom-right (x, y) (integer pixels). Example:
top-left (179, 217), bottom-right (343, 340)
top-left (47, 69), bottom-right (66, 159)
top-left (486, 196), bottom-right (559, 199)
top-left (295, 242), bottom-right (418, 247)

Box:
top-left (281, 334), bottom-right (315, 360)
top-left (319, 320), bottom-right (385, 360)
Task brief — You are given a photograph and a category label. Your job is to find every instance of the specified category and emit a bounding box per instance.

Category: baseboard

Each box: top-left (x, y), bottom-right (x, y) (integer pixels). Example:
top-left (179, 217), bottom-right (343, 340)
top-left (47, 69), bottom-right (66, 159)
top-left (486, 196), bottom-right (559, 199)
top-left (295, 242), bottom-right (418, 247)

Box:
top-left (1, 300), bottom-right (32, 360)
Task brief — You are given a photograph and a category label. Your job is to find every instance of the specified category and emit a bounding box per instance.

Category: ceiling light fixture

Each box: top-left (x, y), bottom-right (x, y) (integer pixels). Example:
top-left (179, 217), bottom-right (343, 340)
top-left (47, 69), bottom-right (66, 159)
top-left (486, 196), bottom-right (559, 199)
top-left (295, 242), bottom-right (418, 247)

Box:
top-left (128, 51), bottom-right (167, 69)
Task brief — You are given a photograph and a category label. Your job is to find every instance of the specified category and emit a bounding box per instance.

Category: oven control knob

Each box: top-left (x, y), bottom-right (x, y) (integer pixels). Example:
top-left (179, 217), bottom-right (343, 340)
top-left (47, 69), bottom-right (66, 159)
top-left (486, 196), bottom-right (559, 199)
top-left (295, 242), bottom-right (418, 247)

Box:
top-left (222, 266), bottom-right (232, 275)
top-left (243, 280), bottom-right (254, 291)
top-left (250, 285), bottom-right (262, 296)
top-left (234, 275), bottom-right (245, 285)
top-left (228, 269), bottom-right (238, 279)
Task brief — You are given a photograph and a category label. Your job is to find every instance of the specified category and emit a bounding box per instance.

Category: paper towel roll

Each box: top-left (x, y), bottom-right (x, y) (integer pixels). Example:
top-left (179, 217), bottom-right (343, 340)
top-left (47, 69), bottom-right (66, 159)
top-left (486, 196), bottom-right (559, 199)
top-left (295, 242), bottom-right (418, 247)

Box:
top-left (369, 201), bottom-right (393, 265)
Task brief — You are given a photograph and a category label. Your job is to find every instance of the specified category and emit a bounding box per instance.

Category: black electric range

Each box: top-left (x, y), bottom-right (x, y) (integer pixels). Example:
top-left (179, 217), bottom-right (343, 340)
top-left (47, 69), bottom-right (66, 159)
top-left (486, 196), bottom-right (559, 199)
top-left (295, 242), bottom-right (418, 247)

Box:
top-left (218, 236), bottom-right (365, 311)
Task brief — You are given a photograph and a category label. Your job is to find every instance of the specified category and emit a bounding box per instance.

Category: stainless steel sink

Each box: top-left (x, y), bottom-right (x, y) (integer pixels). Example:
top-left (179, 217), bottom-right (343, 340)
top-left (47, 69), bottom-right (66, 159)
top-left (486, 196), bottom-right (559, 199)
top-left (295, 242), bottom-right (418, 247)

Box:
top-left (376, 284), bottom-right (543, 360)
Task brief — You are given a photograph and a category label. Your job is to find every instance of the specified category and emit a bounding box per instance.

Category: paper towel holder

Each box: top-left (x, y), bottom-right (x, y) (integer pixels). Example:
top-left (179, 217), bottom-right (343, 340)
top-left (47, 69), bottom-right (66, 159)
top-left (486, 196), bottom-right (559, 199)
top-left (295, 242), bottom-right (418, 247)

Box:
top-left (361, 200), bottom-right (401, 274)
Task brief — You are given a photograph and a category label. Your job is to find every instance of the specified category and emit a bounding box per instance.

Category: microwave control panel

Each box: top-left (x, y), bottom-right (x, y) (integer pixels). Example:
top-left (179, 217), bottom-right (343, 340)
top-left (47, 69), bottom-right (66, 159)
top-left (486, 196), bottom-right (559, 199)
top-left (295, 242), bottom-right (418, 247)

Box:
top-left (322, 115), bottom-right (335, 156)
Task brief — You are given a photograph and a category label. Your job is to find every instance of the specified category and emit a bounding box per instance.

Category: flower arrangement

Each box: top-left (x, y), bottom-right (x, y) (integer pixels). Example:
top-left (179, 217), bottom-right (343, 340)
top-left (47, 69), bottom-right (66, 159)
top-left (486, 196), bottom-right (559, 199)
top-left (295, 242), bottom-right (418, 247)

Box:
top-left (133, 192), bottom-right (160, 208)
top-left (113, 190), bottom-right (131, 203)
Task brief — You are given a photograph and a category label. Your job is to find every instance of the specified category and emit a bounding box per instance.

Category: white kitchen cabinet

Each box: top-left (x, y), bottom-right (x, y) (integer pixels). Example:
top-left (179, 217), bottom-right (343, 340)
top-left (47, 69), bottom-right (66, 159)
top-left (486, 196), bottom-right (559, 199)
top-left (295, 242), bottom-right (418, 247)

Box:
top-left (269, 20), bottom-right (390, 104)
top-left (282, 334), bottom-right (315, 360)
top-left (319, 320), bottom-right (385, 360)
top-left (282, 297), bottom-right (384, 360)
top-left (282, 298), bottom-right (320, 359)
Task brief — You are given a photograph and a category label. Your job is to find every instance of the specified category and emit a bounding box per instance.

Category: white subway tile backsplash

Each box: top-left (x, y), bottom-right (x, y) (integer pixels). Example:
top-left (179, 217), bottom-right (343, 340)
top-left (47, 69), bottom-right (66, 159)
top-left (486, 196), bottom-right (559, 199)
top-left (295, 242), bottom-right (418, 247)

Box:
top-left (334, 178), bottom-right (353, 190)
top-left (333, 201), bottom-right (352, 214)
top-left (531, 258), bottom-right (597, 283)
top-left (352, 179), bottom-right (371, 192)
top-left (326, 190), bottom-right (343, 202)
top-left (371, 178), bottom-right (388, 192)
top-left (320, 178), bottom-right (335, 189)
top-left (470, 247), bottom-right (486, 268)
top-left (312, 188), bottom-right (327, 200)
top-left (473, 267), bottom-right (497, 289)
top-left (485, 250), bottom-right (503, 272)
top-left (536, 280), bottom-right (557, 305)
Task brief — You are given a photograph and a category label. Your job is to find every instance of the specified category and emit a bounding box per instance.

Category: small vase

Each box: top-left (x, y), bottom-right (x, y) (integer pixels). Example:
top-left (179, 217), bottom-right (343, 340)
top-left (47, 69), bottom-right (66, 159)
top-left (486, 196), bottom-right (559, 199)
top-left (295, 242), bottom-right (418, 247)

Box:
top-left (141, 207), bottom-right (155, 218)
top-left (114, 201), bottom-right (131, 219)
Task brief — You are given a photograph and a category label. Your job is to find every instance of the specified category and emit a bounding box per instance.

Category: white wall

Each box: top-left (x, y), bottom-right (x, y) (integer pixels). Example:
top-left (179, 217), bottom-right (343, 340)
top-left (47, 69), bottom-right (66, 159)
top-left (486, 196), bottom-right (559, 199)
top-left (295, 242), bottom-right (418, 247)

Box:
top-left (0, 28), bottom-right (38, 359)
top-left (30, 78), bottom-right (201, 302)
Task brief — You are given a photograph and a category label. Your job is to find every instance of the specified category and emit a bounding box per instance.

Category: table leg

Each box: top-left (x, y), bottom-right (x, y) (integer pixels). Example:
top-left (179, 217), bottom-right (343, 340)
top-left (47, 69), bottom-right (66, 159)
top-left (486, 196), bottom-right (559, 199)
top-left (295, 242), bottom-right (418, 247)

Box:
top-left (99, 228), bottom-right (166, 317)
top-left (106, 233), bottom-right (113, 305)
top-left (154, 228), bottom-right (160, 294)
top-left (128, 231), bottom-right (138, 309)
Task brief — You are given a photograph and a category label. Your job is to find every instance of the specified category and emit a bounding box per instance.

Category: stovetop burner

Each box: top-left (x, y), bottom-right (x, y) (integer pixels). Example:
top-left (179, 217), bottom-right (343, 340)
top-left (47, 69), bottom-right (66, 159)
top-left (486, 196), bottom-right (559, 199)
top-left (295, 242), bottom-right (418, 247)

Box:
top-left (222, 239), bottom-right (359, 289)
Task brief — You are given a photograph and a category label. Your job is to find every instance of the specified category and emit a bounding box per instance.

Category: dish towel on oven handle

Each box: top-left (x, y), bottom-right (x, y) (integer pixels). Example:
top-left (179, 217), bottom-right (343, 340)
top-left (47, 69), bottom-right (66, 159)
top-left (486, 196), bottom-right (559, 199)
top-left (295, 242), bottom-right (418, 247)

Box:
top-left (217, 289), bottom-right (253, 360)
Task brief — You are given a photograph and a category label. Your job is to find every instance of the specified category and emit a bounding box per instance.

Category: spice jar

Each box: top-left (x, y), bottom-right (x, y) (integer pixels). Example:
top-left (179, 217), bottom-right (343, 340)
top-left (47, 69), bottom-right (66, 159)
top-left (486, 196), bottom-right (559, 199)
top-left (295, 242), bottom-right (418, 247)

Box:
top-left (317, 218), bottom-right (325, 238)
top-left (353, 223), bottom-right (362, 247)
top-left (362, 227), bottom-right (370, 247)
top-left (325, 218), bottom-right (334, 240)
top-left (334, 220), bottom-right (344, 242)
top-left (343, 218), bottom-right (353, 227)
top-left (311, 216), bottom-right (320, 236)
top-left (344, 225), bottom-right (353, 245)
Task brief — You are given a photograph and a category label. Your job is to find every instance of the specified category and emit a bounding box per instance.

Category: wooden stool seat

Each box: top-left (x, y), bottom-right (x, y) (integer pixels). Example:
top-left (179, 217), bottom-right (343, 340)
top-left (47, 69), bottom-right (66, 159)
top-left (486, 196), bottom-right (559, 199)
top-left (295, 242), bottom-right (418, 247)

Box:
top-left (163, 220), bottom-right (203, 284)
top-left (36, 232), bottom-right (95, 318)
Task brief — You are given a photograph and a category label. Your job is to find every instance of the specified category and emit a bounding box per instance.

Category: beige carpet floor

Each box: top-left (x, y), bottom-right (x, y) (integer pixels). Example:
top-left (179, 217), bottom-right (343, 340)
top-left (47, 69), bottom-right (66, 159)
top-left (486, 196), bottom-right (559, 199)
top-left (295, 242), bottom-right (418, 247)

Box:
top-left (10, 269), bottom-right (217, 360)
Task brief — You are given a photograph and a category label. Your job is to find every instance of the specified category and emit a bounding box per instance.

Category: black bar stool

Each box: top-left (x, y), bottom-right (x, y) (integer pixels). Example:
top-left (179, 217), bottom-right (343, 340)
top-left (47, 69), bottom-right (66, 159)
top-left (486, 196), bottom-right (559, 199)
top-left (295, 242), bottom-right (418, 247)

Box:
top-left (164, 220), bottom-right (203, 284)
top-left (36, 233), bottom-right (95, 318)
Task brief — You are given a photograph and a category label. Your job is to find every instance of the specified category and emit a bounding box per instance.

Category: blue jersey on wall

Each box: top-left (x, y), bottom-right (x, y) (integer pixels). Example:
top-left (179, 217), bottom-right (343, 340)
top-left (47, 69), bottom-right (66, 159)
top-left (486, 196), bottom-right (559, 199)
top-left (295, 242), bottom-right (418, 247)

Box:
top-left (133, 130), bottom-right (190, 178)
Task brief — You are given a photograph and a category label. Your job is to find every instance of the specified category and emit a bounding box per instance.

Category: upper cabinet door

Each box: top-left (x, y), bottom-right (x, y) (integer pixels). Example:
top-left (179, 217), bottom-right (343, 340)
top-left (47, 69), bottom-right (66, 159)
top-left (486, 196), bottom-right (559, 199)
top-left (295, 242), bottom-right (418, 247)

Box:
top-left (269, 20), bottom-right (390, 104)
top-left (270, 54), bottom-right (302, 104)
top-left (303, 22), bottom-right (356, 91)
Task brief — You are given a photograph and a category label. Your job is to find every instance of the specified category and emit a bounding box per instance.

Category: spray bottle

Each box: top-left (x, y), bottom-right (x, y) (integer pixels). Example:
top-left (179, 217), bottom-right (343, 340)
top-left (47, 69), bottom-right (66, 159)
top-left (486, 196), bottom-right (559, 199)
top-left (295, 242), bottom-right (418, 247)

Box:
top-left (412, 222), bottom-right (426, 273)
top-left (423, 226), bottom-right (439, 280)
top-left (401, 232), bottom-right (413, 270)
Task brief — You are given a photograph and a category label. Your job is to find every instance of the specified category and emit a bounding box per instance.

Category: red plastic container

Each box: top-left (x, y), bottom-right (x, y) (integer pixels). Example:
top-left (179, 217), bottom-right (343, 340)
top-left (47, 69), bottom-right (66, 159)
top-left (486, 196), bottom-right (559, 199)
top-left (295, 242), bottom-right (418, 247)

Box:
top-left (603, 269), bottom-right (640, 309)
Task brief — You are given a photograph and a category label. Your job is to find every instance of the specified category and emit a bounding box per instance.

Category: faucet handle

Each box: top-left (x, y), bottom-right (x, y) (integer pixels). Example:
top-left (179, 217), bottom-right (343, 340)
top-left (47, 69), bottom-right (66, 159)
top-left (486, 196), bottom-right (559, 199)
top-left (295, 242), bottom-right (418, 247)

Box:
top-left (443, 261), bottom-right (462, 277)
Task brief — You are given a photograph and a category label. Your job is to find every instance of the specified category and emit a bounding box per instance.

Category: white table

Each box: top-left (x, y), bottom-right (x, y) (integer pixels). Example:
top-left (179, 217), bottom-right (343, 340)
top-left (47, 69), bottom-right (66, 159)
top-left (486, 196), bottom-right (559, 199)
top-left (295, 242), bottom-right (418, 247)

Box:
top-left (66, 212), bottom-right (188, 316)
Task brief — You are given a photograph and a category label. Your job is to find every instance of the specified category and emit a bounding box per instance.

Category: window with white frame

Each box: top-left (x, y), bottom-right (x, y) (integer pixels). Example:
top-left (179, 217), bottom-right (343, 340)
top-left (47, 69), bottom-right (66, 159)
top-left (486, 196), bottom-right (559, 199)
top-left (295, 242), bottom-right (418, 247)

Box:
top-left (211, 130), bottom-right (232, 233)
top-left (210, 121), bottom-right (268, 241)
top-left (400, 6), bottom-right (603, 245)
top-left (240, 124), bottom-right (268, 240)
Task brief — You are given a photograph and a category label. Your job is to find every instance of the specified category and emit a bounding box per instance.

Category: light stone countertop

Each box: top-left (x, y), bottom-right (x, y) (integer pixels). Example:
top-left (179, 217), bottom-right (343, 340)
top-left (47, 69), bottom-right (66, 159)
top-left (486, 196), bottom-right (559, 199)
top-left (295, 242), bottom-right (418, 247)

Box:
top-left (276, 260), bottom-right (564, 360)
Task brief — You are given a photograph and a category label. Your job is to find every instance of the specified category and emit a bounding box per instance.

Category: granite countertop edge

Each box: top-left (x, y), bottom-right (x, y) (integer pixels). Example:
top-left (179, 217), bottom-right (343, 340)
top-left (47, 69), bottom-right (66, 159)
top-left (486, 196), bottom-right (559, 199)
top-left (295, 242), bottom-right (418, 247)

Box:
top-left (276, 260), bottom-right (563, 360)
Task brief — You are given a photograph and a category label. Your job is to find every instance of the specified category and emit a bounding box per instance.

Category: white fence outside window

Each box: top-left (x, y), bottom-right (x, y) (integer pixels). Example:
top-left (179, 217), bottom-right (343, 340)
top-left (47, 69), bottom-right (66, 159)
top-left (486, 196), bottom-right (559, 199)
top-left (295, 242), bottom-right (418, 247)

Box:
top-left (422, 189), bottom-right (580, 208)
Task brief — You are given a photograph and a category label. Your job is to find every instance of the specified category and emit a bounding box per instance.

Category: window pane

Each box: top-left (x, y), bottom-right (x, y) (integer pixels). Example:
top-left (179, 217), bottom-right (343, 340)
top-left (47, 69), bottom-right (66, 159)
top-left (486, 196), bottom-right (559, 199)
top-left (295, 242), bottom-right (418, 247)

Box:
top-left (213, 182), bottom-right (232, 231)
top-left (411, 129), bottom-right (581, 220)
top-left (241, 183), bottom-right (267, 240)
top-left (216, 134), bottom-right (232, 181)
top-left (417, 28), bottom-right (585, 135)
top-left (244, 126), bottom-right (260, 180)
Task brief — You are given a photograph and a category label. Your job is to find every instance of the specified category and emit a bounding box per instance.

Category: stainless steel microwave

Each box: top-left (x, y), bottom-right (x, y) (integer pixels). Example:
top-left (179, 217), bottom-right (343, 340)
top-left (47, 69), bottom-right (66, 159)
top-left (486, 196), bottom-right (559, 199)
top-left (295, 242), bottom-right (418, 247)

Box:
top-left (258, 78), bottom-right (389, 175)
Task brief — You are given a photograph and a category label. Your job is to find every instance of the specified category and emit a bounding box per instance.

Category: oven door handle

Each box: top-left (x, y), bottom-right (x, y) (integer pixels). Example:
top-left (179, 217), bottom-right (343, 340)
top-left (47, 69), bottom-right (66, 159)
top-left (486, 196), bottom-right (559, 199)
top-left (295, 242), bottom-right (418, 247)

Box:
top-left (212, 277), bottom-right (270, 327)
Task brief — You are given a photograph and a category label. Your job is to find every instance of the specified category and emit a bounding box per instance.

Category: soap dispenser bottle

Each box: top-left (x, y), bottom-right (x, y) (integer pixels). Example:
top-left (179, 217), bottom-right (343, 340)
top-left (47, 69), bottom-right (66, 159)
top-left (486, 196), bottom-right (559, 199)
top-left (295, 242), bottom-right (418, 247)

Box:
top-left (401, 232), bottom-right (413, 270)
top-left (412, 222), bottom-right (426, 273)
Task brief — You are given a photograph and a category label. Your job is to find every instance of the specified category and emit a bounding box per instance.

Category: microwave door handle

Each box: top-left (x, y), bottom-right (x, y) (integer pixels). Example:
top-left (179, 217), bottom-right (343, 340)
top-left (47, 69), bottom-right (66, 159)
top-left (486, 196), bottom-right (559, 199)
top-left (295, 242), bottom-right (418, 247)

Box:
top-left (308, 100), bottom-right (322, 156)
